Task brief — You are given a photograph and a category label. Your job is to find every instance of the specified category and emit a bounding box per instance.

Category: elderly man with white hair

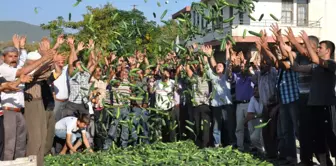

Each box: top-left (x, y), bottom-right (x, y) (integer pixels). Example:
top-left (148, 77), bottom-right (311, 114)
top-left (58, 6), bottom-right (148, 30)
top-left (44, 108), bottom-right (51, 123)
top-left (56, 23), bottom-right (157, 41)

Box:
top-left (22, 42), bottom-right (63, 166)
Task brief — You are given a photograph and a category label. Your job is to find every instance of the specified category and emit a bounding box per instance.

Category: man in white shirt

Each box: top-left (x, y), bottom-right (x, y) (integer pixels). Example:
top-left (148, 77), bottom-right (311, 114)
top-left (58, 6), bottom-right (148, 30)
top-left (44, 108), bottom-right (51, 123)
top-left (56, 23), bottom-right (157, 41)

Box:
top-left (52, 64), bottom-right (69, 121)
top-left (0, 74), bottom-right (32, 161)
top-left (244, 85), bottom-right (264, 153)
top-left (0, 46), bottom-right (52, 161)
top-left (55, 114), bottom-right (93, 154)
top-left (154, 68), bottom-right (176, 142)
top-left (202, 44), bottom-right (235, 147)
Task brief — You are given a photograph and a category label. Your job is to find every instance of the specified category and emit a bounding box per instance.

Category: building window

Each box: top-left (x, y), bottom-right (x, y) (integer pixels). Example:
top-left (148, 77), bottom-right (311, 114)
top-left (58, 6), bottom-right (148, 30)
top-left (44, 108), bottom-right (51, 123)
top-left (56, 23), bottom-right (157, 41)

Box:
top-left (238, 0), bottom-right (244, 25)
top-left (281, 0), bottom-right (293, 24)
top-left (192, 11), bottom-right (196, 26)
top-left (196, 13), bottom-right (200, 27)
top-left (297, 0), bottom-right (308, 26)
top-left (200, 15), bottom-right (204, 29)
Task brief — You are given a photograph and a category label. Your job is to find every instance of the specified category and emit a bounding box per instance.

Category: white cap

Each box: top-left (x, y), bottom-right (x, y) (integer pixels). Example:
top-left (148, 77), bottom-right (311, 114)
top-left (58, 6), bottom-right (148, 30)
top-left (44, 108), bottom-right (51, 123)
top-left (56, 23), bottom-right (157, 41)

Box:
top-left (27, 50), bottom-right (41, 60)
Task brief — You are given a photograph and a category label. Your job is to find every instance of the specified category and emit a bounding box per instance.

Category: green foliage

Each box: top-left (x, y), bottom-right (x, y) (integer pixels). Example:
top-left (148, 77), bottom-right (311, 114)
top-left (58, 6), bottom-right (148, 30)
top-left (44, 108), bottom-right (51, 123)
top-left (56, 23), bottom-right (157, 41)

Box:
top-left (45, 141), bottom-right (273, 166)
top-left (40, 3), bottom-right (185, 63)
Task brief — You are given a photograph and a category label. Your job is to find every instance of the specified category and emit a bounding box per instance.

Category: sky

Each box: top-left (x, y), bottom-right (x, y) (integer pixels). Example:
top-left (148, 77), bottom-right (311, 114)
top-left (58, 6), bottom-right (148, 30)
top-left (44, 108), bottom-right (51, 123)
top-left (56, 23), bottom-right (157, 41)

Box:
top-left (0, 0), bottom-right (197, 26)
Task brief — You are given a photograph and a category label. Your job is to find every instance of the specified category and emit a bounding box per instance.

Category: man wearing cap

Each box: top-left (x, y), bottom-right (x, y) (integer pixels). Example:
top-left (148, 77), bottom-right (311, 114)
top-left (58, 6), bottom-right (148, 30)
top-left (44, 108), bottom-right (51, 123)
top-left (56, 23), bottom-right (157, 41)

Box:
top-left (23, 43), bottom-right (63, 166)
top-left (0, 45), bottom-right (53, 161)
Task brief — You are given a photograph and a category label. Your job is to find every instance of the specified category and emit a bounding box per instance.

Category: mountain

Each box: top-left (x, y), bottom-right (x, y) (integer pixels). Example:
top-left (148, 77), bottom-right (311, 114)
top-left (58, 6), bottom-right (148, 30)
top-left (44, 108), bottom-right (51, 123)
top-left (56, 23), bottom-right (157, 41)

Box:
top-left (0, 21), bottom-right (50, 43)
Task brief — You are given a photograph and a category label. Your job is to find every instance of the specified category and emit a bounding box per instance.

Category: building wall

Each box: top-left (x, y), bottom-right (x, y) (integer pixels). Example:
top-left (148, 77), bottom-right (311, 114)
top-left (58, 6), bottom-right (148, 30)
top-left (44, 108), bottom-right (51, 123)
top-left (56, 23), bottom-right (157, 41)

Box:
top-left (311, 0), bottom-right (336, 46)
top-left (189, 0), bottom-right (335, 45)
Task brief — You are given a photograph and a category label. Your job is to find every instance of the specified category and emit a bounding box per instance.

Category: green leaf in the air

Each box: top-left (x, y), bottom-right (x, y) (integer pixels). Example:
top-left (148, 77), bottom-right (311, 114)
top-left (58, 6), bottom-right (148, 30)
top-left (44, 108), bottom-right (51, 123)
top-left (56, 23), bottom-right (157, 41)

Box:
top-left (161, 10), bottom-right (168, 20)
top-left (73, 0), bottom-right (82, 7)
top-left (254, 118), bottom-right (272, 129)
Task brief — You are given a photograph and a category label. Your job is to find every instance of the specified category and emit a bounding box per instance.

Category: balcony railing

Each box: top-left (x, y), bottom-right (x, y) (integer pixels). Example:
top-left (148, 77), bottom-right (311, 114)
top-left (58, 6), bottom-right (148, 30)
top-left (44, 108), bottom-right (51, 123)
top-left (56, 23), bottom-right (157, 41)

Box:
top-left (230, 19), bottom-right (321, 28)
top-left (200, 19), bottom-right (321, 31)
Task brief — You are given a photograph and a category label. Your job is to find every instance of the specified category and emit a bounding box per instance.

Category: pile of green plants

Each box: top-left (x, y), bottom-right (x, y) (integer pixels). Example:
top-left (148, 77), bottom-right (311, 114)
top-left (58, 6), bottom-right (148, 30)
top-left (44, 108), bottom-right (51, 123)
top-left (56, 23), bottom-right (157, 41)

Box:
top-left (45, 140), bottom-right (273, 165)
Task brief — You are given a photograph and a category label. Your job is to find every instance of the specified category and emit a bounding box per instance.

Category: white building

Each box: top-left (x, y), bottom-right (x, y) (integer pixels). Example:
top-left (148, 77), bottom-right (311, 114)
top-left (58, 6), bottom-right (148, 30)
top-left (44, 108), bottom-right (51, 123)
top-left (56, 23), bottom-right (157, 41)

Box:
top-left (172, 0), bottom-right (336, 59)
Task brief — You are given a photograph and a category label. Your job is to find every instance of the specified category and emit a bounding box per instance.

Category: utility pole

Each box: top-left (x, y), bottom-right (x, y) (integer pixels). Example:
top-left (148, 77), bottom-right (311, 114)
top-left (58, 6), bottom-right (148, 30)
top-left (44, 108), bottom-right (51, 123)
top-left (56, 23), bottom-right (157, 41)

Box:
top-left (131, 4), bottom-right (138, 10)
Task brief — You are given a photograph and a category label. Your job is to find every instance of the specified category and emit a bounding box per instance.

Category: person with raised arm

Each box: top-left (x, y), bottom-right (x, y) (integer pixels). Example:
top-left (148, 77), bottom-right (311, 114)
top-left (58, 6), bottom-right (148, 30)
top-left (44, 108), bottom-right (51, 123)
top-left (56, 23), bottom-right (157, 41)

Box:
top-left (202, 42), bottom-right (234, 147)
top-left (23, 39), bottom-right (64, 165)
top-left (62, 36), bottom-right (94, 118)
top-left (289, 30), bottom-right (336, 166)
top-left (261, 24), bottom-right (300, 165)
top-left (0, 73), bottom-right (32, 161)
top-left (185, 54), bottom-right (211, 148)
top-left (0, 38), bottom-right (53, 161)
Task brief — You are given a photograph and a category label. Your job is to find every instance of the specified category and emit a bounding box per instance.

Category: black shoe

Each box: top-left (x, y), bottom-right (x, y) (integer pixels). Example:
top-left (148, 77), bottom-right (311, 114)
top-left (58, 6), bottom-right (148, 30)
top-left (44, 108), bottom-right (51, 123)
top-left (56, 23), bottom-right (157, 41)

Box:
top-left (295, 161), bottom-right (315, 166)
top-left (278, 159), bottom-right (292, 166)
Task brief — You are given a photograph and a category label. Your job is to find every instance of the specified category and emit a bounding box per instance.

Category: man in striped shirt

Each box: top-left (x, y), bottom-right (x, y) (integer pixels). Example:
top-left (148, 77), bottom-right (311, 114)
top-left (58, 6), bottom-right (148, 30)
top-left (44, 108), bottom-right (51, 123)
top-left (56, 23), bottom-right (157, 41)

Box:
top-left (154, 68), bottom-right (176, 142)
top-left (105, 69), bottom-right (131, 148)
top-left (185, 63), bottom-right (211, 148)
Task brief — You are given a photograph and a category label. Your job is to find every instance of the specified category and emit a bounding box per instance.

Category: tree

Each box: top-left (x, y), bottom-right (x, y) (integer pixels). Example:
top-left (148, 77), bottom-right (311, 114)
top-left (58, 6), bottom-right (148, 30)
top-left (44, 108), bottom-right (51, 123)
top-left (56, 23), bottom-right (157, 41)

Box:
top-left (41, 3), bottom-right (161, 59)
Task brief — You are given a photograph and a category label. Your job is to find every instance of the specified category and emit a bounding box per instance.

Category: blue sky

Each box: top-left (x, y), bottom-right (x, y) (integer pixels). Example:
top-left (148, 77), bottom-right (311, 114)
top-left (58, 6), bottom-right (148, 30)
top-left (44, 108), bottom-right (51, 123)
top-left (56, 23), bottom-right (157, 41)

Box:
top-left (0, 0), bottom-right (197, 26)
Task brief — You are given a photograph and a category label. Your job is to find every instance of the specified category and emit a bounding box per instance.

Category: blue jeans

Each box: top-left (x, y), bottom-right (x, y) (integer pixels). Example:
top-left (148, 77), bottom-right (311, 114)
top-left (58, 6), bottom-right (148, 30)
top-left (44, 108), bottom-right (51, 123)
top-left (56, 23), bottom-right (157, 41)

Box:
top-left (278, 100), bottom-right (298, 159)
top-left (107, 107), bottom-right (130, 148)
top-left (55, 129), bottom-right (82, 144)
top-left (212, 105), bottom-right (236, 146)
top-left (131, 107), bottom-right (149, 145)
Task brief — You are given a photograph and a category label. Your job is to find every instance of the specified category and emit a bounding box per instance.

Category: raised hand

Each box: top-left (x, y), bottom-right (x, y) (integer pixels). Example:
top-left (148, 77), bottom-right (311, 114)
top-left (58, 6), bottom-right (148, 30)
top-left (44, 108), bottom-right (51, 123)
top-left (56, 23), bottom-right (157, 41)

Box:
top-left (57, 34), bottom-right (65, 45)
top-left (270, 23), bottom-right (281, 38)
top-left (226, 40), bottom-right (232, 50)
top-left (255, 40), bottom-right (262, 53)
top-left (261, 30), bottom-right (268, 42)
top-left (88, 39), bottom-right (94, 49)
top-left (299, 30), bottom-right (309, 42)
top-left (189, 43), bottom-right (198, 53)
top-left (41, 37), bottom-right (51, 49)
top-left (143, 48), bottom-right (147, 57)
top-left (19, 35), bottom-right (26, 49)
top-left (238, 51), bottom-right (245, 61)
top-left (260, 30), bottom-right (269, 49)
top-left (20, 75), bottom-right (33, 83)
top-left (285, 27), bottom-right (296, 43)
top-left (110, 52), bottom-right (117, 62)
top-left (171, 51), bottom-right (177, 58)
top-left (53, 53), bottom-right (66, 63)
top-left (201, 45), bottom-right (213, 56)
top-left (77, 41), bottom-right (86, 52)
top-left (97, 50), bottom-right (103, 61)
top-left (67, 36), bottom-right (75, 46)
top-left (12, 34), bottom-right (20, 49)
top-left (38, 38), bottom-right (51, 56)
top-left (192, 43), bottom-right (198, 50)
top-left (127, 56), bottom-right (136, 65)
top-left (135, 50), bottom-right (140, 59)
top-left (118, 57), bottom-right (124, 65)
top-left (44, 49), bottom-right (57, 61)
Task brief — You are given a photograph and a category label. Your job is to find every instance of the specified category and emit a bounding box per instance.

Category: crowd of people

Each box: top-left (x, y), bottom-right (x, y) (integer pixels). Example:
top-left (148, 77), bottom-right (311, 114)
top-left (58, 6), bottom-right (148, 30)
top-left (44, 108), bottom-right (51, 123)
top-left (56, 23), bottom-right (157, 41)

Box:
top-left (0, 23), bottom-right (335, 166)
